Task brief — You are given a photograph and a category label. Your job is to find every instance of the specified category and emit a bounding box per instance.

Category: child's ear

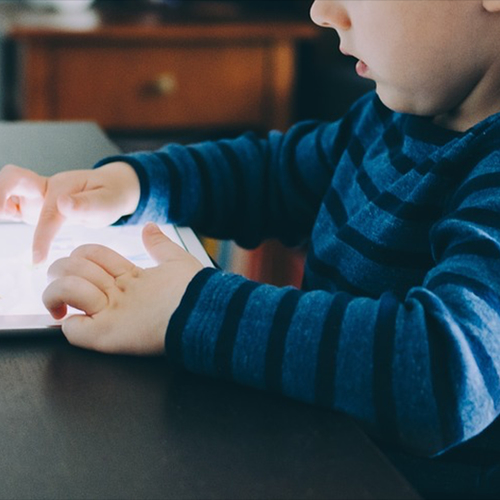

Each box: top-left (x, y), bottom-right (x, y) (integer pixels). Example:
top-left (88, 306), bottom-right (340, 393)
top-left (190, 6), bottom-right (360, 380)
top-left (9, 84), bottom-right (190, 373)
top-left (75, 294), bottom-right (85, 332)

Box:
top-left (483, 0), bottom-right (500, 13)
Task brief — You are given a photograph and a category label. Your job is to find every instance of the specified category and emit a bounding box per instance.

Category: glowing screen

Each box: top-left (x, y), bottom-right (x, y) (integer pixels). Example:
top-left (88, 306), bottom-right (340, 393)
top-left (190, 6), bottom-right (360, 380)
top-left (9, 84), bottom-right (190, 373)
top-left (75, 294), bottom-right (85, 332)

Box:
top-left (0, 223), bottom-right (187, 317)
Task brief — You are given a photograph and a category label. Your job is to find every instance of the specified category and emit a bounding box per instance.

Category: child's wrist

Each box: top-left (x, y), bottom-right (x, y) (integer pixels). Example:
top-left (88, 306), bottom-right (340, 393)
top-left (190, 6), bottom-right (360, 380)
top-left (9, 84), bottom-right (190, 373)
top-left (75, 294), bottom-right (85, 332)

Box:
top-left (99, 161), bottom-right (141, 215)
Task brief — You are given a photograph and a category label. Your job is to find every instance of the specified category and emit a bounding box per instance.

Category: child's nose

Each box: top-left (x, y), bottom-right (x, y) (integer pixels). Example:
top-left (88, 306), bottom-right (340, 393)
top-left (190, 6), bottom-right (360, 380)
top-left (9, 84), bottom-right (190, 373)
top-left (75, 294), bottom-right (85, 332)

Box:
top-left (310, 0), bottom-right (351, 31)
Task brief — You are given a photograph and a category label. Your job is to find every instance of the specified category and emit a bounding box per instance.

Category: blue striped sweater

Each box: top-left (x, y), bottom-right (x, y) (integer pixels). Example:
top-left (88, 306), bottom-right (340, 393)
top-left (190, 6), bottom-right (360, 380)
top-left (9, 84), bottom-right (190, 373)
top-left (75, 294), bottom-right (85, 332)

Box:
top-left (97, 92), bottom-right (500, 457)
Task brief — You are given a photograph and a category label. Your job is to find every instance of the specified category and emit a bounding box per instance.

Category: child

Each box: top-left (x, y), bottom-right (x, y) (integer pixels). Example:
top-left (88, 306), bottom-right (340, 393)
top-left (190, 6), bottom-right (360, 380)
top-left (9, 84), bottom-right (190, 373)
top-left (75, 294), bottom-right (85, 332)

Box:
top-left (2, 0), bottom-right (500, 492)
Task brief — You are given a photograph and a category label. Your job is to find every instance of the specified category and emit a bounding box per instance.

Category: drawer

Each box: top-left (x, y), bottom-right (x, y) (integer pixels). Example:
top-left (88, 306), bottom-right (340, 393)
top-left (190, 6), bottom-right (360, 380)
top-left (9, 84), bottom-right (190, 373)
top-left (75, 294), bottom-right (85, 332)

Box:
top-left (52, 44), bottom-right (267, 130)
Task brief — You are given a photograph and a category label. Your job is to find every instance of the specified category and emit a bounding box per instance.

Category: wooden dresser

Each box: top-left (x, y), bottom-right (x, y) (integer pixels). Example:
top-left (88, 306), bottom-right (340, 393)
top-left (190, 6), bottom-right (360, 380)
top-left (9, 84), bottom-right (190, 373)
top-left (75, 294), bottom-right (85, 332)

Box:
top-left (6, 3), bottom-right (318, 133)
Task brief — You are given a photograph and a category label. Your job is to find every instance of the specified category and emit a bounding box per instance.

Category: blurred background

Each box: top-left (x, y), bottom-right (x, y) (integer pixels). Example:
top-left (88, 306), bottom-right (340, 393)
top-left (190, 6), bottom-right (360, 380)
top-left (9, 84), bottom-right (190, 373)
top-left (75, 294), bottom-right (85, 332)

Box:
top-left (0, 0), bottom-right (373, 283)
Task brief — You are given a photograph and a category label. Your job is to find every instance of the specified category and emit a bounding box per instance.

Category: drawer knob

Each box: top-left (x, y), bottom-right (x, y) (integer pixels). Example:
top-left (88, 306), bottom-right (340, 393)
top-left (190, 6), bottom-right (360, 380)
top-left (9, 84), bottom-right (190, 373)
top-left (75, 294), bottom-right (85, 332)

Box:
top-left (152, 73), bottom-right (178, 96)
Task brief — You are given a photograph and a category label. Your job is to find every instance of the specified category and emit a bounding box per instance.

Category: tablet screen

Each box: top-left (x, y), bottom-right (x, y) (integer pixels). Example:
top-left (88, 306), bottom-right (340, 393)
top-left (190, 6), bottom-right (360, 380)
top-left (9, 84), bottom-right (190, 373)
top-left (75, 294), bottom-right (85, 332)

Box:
top-left (0, 223), bottom-right (208, 330)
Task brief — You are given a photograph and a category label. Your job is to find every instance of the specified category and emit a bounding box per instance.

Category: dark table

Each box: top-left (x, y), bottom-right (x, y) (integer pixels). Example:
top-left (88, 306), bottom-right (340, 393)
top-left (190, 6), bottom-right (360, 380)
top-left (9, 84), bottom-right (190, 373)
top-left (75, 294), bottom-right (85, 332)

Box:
top-left (0, 122), bottom-right (420, 499)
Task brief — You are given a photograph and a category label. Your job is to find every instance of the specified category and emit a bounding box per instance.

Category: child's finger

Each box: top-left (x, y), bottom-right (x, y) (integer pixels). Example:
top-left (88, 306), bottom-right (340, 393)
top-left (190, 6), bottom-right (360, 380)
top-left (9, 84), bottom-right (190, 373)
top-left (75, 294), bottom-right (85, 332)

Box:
top-left (47, 255), bottom-right (116, 291)
top-left (60, 314), bottom-right (98, 351)
top-left (2, 197), bottom-right (21, 219)
top-left (142, 222), bottom-right (186, 264)
top-left (0, 164), bottom-right (45, 198)
top-left (42, 275), bottom-right (108, 319)
top-left (32, 200), bottom-right (65, 264)
top-left (70, 244), bottom-right (136, 279)
top-left (61, 313), bottom-right (125, 354)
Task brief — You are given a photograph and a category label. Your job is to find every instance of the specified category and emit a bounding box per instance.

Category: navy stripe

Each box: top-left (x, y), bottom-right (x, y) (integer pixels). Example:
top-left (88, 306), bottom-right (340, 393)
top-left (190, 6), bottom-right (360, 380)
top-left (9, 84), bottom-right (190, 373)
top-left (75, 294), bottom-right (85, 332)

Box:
top-left (420, 271), bottom-right (500, 411)
top-left (246, 132), bottom-right (272, 239)
top-left (444, 239), bottom-right (500, 260)
top-left (331, 113), bottom-right (356, 162)
top-left (265, 290), bottom-right (301, 393)
top-left (382, 122), bottom-right (403, 150)
top-left (315, 292), bottom-right (353, 407)
top-left (282, 124), bottom-right (322, 213)
top-left (314, 122), bottom-right (336, 176)
top-left (372, 94), bottom-right (392, 121)
top-left (383, 123), bottom-right (416, 175)
top-left (374, 191), bottom-right (443, 222)
top-left (414, 157), bottom-right (440, 177)
top-left (266, 134), bottom-right (291, 233)
top-left (432, 278), bottom-right (500, 411)
top-left (450, 172), bottom-right (500, 210)
top-left (388, 150), bottom-right (416, 175)
top-left (403, 114), bottom-right (461, 147)
top-left (426, 158), bottom-right (465, 179)
top-left (187, 147), bottom-right (214, 229)
top-left (347, 136), bottom-right (366, 168)
top-left (462, 326), bottom-right (500, 411)
top-left (373, 292), bottom-right (400, 443)
top-left (155, 152), bottom-right (182, 222)
top-left (217, 141), bottom-right (248, 234)
top-left (447, 207), bottom-right (500, 231)
top-left (356, 167), bottom-right (380, 200)
top-left (426, 272), bottom-right (500, 313)
top-left (337, 225), bottom-right (433, 269)
top-left (214, 281), bottom-right (260, 378)
top-left (165, 268), bottom-right (219, 366)
top-left (306, 252), bottom-right (375, 297)
top-left (412, 290), bottom-right (466, 447)
top-left (465, 140), bottom-right (500, 167)
top-left (446, 139), bottom-right (500, 181)
top-left (323, 187), bottom-right (348, 228)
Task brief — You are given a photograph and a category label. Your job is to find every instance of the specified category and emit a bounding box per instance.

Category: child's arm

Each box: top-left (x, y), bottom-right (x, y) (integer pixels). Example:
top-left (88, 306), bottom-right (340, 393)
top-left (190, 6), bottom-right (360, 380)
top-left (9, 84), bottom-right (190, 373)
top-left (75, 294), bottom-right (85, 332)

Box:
top-left (158, 196), bottom-right (500, 460)
top-left (91, 120), bottom-right (342, 249)
top-left (83, 111), bottom-right (496, 456)
top-left (42, 197), bottom-right (499, 458)
top-left (0, 162), bottom-right (141, 263)
top-left (40, 125), bottom-right (500, 457)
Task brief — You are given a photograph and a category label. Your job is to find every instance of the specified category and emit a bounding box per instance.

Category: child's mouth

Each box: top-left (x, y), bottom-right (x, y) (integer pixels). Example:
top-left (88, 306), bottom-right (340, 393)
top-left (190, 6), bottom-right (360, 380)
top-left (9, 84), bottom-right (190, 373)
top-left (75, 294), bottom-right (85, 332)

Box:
top-left (355, 60), bottom-right (369, 77)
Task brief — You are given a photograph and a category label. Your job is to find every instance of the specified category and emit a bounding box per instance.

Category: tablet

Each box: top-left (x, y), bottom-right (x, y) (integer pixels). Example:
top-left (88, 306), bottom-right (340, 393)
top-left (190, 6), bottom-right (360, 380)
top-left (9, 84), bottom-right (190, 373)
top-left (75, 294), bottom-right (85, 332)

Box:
top-left (0, 222), bottom-right (213, 335)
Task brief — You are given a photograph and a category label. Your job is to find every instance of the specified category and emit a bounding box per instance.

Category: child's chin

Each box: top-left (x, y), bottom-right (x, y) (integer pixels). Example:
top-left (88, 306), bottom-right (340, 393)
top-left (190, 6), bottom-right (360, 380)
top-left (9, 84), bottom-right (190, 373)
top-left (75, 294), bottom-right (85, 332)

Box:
top-left (375, 89), bottom-right (424, 116)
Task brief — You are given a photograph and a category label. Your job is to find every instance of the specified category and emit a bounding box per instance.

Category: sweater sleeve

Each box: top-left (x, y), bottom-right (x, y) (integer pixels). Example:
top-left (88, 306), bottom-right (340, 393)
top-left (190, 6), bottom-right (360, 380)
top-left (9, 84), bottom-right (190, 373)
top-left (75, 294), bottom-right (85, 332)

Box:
top-left (166, 151), bottom-right (500, 458)
top-left (94, 119), bottom-right (352, 249)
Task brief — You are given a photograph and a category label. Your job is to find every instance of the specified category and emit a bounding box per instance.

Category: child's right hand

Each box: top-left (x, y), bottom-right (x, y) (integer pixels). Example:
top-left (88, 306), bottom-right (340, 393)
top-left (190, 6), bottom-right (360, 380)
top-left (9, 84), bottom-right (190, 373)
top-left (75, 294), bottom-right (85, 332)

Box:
top-left (0, 161), bottom-right (141, 263)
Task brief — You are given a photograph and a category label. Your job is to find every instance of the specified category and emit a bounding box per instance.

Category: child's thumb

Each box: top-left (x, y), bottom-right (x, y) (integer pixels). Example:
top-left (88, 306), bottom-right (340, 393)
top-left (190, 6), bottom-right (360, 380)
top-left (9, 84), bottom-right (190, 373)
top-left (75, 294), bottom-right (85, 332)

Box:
top-left (142, 222), bottom-right (183, 264)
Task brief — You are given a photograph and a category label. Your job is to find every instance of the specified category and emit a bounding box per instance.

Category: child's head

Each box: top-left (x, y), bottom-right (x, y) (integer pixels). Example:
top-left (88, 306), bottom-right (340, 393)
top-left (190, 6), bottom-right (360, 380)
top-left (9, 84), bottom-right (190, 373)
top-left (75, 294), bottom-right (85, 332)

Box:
top-left (310, 0), bottom-right (500, 131)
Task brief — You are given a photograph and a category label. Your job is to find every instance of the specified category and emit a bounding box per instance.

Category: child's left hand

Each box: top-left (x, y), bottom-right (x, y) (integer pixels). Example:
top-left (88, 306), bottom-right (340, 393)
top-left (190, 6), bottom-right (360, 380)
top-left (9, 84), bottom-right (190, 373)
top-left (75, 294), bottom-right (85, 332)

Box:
top-left (42, 223), bottom-right (204, 355)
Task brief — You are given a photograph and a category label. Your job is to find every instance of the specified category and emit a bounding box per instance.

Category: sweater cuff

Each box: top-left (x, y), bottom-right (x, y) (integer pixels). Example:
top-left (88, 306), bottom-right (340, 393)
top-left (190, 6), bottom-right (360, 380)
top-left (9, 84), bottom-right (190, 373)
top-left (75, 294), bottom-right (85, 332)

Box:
top-left (165, 267), bottom-right (220, 366)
